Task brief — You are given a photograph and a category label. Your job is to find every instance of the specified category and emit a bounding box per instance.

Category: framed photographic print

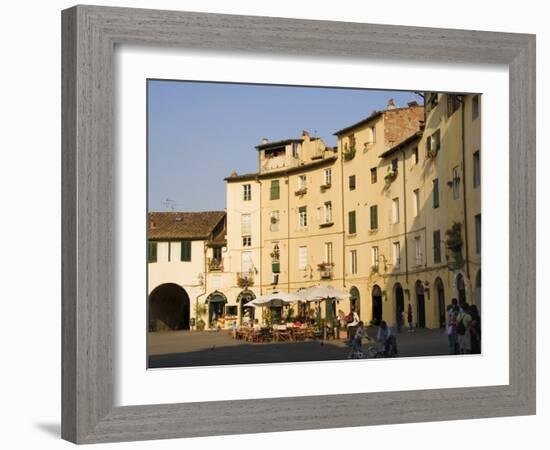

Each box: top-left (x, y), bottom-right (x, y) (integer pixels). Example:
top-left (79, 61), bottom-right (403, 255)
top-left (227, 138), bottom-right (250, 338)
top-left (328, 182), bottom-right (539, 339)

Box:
top-left (62, 4), bottom-right (536, 444)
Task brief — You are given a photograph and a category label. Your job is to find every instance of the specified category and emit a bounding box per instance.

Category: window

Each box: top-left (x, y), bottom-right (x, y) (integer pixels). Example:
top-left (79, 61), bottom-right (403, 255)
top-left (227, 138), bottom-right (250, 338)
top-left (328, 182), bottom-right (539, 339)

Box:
top-left (475, 214), bottom-right (481, 254)
top-left (370, 167), bottom-right (378, 184)
top-left (298, 206), bottom-right (307, 228)
top-left (427, 129), bottom-right (441, 155)
top-left (324, 168), bottom-right (332, 186)
top-left (350, 250), bottom-right (358, 274)
top-left (241, 214), bottom-right (251, 234)
top-left (472, 95), bottom-right (479, 120)
top-left (452, 167), bottom-right (460, 200)
top-left (447, 94), bottom-right (460, 116)
top-left (413, 189), bottom-right (420, 217)
top-left (413, 147), bottom-right (419, 164)
top-left (325, 242), bottom-right (333, 264)
top-left (371, 246), bottom-right (379, 270)
top-left (370, 205), bottom-right (378, 230)
top-left (226, 306), bottom-right (238, 316)
top-left (167, 241), bottom-right (172, 262)
top-left (213, 247), bottom-right (222, 260)
top-left (415, 236), bottom-right (422, 266)
top-left (392, 197), bottom-right (400, 224)
top-left (243, 184), bottom-right (251, 201)
top-left (433, 178), bottom-right (440, 208)
top-left (291, 142), bottom-right (300, 158)
top-left (241, 251), bottom-right (253, 273)
top-left (147, 241), bottom-right (157, 263)
top-left (270, 179), bottom-right (280, 200)
top-left (323, 202), bottom-right (333, 224)
top-left (393, 241), bottom-right (401, 268)
top-left (368, 125), bottom-right (376, 143)
top-left (473, 150), bottom-right (481, 188)
top-left (348, 210), bottom-right (356, 234)
top-left (180, 240), bottom-right (191, 262)
top-left (433, 230), bottom-right (441, 263)
top-left (349, 134), bottom-right (356, 150)
top-left (270, 210), bottom-right (280, 232)
top-left (391, 158), bottom-right (398, 172)
top-left (242, 236), bottom-right (251, 247)
top-left (298, 246), bottom-right (308, 270)
top-left (298, 174), bottom-right (307, 190)
top-left (349, 175), bottom-right (356, 190)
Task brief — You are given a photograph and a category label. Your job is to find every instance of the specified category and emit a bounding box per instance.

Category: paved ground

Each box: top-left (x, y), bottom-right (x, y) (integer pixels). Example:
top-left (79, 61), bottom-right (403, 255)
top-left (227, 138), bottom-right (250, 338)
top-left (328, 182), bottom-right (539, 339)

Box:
top-left (148, 326), bottom-right (450, 368)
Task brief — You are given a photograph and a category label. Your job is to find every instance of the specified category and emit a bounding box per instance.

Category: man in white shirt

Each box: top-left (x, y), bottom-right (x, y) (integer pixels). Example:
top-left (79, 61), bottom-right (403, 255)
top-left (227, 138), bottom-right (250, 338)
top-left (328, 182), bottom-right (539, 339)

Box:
top-left (346, 307), bottom-right (360, 342)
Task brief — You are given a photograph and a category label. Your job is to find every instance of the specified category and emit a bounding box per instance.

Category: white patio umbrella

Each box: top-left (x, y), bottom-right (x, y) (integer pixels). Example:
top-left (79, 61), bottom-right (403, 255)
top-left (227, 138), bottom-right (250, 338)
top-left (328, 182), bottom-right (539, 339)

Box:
top-left (244, 292), bottom-right (302, 308)
top-left (297, 285), bottom-right (351, 302)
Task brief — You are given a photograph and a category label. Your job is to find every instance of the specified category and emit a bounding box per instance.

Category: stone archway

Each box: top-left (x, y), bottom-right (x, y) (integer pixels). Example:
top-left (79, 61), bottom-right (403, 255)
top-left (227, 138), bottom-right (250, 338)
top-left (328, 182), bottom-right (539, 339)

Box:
top-left (350, 286), bottom-right (360, 318)
top-left (474, 269), bottom-right (481, 313)
top-left (371, 285), bottom-right (383, 325)
top-left (415, 280), bottom-right (426, 328)
top-left (206, 291), bottom-right (228, 327)
top-left (456, 273), bottom-right (466, 304)
top-left (435, 277), bottom-right (446, 328)
top-left (394, 283), bottom-right (404, 328)
top-left (148, 283), bottom-right (190, 331)
top-left (237, 289), bottom-right (256, 324)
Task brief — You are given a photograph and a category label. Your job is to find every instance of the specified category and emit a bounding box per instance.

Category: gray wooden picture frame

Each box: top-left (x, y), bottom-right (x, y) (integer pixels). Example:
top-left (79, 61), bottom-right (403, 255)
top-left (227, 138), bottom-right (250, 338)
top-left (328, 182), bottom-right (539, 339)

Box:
top-left (61, 4), bottom-right (536, 444)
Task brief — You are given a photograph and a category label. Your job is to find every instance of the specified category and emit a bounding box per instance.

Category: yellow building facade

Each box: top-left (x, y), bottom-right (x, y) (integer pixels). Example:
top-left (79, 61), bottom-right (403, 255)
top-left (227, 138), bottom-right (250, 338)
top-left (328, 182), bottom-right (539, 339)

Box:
top-left (225, 95), bottom-right (481, 329)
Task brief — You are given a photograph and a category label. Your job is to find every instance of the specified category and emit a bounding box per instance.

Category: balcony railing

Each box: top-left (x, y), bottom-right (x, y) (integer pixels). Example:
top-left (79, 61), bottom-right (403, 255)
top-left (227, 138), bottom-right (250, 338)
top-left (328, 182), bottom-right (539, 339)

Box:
top-left (207, 257), bottom-right (224, 272)
top-left (237, 271), bottom-right (254, 287)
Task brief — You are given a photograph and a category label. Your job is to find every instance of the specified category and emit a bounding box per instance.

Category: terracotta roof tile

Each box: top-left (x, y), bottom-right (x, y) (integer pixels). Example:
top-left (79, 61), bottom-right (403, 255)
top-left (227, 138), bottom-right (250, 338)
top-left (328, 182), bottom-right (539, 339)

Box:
top-left (148, 211), bottom-right (225, 240)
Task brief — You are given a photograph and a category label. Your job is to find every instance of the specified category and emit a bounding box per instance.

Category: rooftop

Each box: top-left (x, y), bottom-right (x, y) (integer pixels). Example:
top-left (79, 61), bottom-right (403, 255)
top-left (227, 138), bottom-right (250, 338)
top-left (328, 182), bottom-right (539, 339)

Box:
top-left (378, 131), bottom-right (422, 158)
top-left (148, 211), bottom-right (226, 240)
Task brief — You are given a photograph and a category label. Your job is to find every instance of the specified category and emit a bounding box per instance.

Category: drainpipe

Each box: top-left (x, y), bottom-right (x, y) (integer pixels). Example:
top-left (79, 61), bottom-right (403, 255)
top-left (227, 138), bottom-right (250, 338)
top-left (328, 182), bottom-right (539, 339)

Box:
top-left (459, 96), bottom-right (471, 280)
top-left (401, 149), bottom-right (409, 286)
top-left (195, 241), bottom-right (208, 329)
top-left (287, 173), bottom-right (290, 294)
top-left (256, 176), bottom-right (263, 296)
top-left (340, 142), bottom-right (346, 290)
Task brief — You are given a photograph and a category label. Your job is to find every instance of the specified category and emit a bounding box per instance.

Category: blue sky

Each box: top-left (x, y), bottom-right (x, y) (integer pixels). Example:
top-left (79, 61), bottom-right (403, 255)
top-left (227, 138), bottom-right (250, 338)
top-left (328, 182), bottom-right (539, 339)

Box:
top-left (147, 80), bottom-right (422, 212)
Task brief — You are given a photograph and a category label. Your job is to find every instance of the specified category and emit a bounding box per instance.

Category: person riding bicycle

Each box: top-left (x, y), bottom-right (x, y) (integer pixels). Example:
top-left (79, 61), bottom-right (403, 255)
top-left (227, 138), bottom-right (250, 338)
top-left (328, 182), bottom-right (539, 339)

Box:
top-left (348, 321), bottom-right (369, 358)
top-left (376, 320), bottom-right (398, 356)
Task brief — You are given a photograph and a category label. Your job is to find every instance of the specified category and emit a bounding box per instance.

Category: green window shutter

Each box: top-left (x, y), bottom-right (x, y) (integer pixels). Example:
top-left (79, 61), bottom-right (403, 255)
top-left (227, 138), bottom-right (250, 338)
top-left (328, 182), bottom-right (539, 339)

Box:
top-left (270, 180), bottom-right (280, 200)
top-left (148, 241), bottom-right (157, 263)
top-left (348, 211), bottom-right (356, 234)
top-left (272, 262), bottom-right (280, 273)
top-left (370, 205), bottom-right (378, 230)
top-left (181, 240), bottom-right (191, 261)
top-left (433, 179), bottom-right (440, 208)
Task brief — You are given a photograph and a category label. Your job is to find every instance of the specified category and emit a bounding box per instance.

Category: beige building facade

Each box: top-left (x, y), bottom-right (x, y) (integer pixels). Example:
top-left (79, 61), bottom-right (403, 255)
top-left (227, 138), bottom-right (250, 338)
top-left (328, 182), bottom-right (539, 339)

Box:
top-left (148, 94), bottom-right (481, 331)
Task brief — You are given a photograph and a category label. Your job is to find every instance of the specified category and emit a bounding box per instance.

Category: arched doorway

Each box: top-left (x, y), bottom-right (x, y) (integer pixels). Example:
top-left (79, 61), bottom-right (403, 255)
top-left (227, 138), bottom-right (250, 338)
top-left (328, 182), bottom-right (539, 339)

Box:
top-left (350, 286), bottom-right (360, 318)
top-left (206, 291), bottom-right (227, 327)
top-left (474, 269), bottom-right (481, 313)
top-left (237, 289), bottom-right (255, 324)
top-left (148, 283), bottom-right (190, 331)
top-left (371, 285), bottom-right (383, 325)
top-left (435, 277), bottom-right (446, 328)
top-left (456, 273), bottom-right (466, 304)
top-left (394, 283), bottom-right (404, 329)
top-left (415, 280), bottom-right (426, 328)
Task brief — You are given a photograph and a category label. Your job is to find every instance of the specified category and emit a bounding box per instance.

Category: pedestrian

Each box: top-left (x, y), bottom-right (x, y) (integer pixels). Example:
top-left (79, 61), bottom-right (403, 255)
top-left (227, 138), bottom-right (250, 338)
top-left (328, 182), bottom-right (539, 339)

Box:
top-left (396, 309), bottom-right (403, 333)
top-left (446, 305), bottom-right (459, 355)
top-left (468, 304), bottom-right (481, 354)
top-left (407, 303), bottom-right (414, 332)
top-left (377, 320), bottom-right (398, 356)
top-left (346, 307), bottom-right (360, 342)
top-left (348, 321), bottom-right (369, 358)
top-left (456, 302), bottom-right (472, 354)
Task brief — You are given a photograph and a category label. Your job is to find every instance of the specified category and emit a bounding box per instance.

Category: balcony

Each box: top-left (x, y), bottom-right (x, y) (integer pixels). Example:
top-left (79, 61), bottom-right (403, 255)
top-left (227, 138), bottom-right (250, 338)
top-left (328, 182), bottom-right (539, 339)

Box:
top-left (237, 271), bottom-right (254, 288)
top-left (207, 257), bottom-right (224, 272)
top-left (317, 262), bottom-right (334, 279)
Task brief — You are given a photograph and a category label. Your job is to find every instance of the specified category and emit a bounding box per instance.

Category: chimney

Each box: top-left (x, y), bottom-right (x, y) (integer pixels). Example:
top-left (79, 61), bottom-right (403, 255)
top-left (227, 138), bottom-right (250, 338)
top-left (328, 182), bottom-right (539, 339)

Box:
top-left (230, 171), bottom-right (238, 177)
top-left (408, 100), bottom-right (419, 107)
top-left (387, 98), bottom-right (396, 110)
top-left (302, 130), bottom-right (310, 141)
top-left (261, 138), bottom-right (269, 145)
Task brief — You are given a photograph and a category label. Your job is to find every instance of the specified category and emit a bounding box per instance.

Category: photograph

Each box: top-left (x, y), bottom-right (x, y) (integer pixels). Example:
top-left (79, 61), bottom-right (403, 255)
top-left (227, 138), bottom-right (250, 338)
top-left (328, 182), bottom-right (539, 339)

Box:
top-left (146, 80), bottom-right (482, 368)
